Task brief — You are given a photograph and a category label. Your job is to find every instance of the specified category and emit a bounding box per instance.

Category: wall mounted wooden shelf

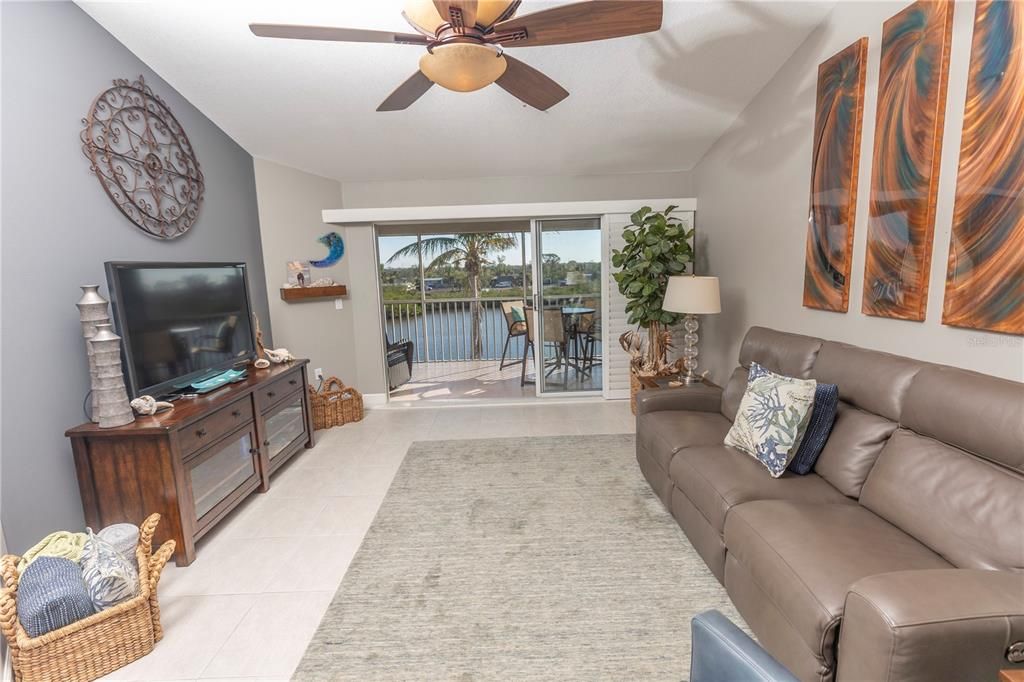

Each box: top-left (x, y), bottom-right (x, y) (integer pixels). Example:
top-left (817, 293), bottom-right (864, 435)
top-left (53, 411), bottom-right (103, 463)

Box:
top-left (279, 285), bottom-right (348, 302)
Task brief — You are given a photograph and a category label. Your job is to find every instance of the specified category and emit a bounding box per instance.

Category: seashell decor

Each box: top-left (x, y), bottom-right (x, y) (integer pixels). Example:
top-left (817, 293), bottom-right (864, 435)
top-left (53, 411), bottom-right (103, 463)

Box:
top-left (264, 348), bottom-right (295, 364)
top-left (130, 395), bottom-right (175, 416)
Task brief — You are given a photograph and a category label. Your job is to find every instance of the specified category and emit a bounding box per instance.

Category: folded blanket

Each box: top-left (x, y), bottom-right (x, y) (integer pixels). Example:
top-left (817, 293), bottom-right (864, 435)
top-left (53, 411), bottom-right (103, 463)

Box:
top-left (18, 531), bottom-right (88, 573)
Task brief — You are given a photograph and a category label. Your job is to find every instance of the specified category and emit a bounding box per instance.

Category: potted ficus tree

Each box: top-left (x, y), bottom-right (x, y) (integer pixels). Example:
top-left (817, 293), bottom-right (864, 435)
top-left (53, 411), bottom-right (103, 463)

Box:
top-left (611, 205), bottom-right (695, 409)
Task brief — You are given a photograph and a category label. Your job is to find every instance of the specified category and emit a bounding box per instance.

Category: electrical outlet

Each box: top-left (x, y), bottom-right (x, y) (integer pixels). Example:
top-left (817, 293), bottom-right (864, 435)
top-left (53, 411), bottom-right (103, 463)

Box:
top-left (334, 298), bottom-right (344, 310)
top-left (314, 368), bottom-right (324, 382)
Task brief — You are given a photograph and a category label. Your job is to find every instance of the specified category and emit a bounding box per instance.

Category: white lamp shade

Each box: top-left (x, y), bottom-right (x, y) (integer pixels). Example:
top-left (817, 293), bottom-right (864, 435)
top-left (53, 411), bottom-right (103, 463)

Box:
top-left (663, 276), bottom-right (721, 314)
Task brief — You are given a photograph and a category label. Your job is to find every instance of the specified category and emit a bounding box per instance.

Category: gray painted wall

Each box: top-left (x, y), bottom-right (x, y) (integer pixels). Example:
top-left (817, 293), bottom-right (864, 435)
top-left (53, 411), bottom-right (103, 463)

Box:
top-left (1, 2), bottom-right (271, 553)
top-left (693, 0), bottom-right (1024, 384)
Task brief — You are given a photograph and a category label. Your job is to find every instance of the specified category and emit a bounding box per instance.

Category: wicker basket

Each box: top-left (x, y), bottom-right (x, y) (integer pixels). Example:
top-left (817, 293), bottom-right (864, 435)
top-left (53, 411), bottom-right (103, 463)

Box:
top-left (629, 371), bottom-right (676, 415)
top-left (309, 376), bottom-right (364, 429)
top-left (0, 514), bottom-right (175, 682)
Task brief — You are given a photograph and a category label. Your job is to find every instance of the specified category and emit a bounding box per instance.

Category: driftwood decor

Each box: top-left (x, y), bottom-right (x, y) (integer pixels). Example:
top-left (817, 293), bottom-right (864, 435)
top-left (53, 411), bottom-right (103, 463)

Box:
top-left (862, 1), bottom-right (953, 321)
top-left (81, 75), bottom-right (204, 240)
top-left (802, 38), bottom-right (868, 313)
top-left (942, 0), bottom-right (1024, 335)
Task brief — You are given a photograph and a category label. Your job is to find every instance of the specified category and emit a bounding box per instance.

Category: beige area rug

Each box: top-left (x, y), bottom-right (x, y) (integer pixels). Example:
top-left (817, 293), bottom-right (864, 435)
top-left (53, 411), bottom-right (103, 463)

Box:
top-left (295, 434), bottom-right (742, 681)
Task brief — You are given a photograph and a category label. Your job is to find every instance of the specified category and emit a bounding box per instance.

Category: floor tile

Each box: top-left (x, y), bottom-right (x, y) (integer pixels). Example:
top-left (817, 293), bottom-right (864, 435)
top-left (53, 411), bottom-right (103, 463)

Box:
top-left (199, 591), bottom-right (334, 679)
top-left (263, 535), bottom-right (363, 593)
top-left (100, 594), bottom-right (256, 680)
top-left (218, 495), bottom-right (330, 540)
top-left (309, 496), bottom-right (384, 536)
top-left (159, 536), bottom-right (302, 597)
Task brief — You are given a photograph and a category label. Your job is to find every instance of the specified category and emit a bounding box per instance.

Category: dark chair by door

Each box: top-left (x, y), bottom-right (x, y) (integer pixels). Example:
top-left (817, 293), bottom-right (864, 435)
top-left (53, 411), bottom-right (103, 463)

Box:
top-left (386, 335), bottom-right (414, 390)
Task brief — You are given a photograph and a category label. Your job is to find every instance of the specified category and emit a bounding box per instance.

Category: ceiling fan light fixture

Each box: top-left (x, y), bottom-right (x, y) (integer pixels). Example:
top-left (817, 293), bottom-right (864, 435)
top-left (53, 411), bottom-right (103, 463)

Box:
top-left (419, 43), bottom-right (507, 92)
top-left (403, 0), bottom-right (516, 33)
top-left (402, 0), bottom-right (444, 34)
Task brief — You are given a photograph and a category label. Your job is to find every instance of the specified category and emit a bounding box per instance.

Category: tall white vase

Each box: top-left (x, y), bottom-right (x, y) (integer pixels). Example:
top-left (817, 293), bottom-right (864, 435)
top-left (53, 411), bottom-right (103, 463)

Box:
top-left (76, 285), bottom-right (110, 423)
top-left (89, 323), bottom-right (135, 428)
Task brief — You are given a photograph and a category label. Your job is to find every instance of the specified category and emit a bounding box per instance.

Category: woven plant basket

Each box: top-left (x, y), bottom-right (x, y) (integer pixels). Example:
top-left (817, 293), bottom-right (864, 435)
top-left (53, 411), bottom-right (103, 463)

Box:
top-left (309, 376), bottom-right (364, 430)
top-left (629, 371), bottom-right (677, 415)
top-left (0, 514), bottom-right (175, 682)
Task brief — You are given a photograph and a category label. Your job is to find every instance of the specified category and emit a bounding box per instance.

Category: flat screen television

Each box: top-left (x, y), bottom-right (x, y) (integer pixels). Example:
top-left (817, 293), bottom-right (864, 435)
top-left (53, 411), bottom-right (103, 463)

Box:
top-left (105, 262), bottom-right (257, 399)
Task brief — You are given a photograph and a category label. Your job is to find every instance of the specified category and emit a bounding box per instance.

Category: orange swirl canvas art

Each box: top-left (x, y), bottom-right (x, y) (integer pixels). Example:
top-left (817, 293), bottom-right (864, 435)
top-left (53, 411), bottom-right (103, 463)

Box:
top-left (802, 38), bottom-right (868, 312)
top-left (942, 0), bottom-right (1024, 335)
top-left (862, 0), bottom-right (953, 321)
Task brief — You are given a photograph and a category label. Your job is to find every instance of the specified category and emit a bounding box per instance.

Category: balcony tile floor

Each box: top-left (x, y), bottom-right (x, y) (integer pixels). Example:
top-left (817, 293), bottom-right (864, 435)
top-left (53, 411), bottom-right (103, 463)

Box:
top-left (100, 400), bottom-right (634, 681)
top-left (389, 359), bottom-right (601, 402)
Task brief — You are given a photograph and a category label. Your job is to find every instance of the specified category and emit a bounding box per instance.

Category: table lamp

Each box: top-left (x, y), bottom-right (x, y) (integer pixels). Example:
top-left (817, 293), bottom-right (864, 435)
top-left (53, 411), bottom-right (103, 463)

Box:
top-left (663, 275), bottom-right (721, 384)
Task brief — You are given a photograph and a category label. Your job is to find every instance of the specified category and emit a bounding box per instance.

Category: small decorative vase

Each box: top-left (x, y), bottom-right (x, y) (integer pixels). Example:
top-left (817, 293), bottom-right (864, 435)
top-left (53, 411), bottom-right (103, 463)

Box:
top-left (76, 285), bottom-right (111, 423)
top-left (88, 323), bottom-right (135, 428)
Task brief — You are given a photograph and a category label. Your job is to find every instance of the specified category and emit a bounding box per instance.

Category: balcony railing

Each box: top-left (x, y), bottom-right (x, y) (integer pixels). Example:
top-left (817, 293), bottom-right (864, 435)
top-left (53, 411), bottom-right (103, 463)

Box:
top-left (382, 295), bottom-right (596, 363)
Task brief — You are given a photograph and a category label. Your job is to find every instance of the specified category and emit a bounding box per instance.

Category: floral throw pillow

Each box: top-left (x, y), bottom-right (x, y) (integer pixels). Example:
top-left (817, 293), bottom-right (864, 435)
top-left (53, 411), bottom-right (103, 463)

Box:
top-left (724, 362), bottom-right (818, 477)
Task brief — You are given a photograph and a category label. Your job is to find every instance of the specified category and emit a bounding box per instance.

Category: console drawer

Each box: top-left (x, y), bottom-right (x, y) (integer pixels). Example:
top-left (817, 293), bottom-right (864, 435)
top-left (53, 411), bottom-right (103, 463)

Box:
top-left (256, 370), bottom-right (304, 411)
top-left (179, 397), bottom-right (255, 456)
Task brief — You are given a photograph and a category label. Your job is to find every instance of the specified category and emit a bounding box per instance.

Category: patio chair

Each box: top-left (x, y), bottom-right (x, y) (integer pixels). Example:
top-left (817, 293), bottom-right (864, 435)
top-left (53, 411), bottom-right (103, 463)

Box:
top-left (499, 300), bottom-right (527, 369)
top-left (386, 335), bottom-right (414, 390)
top-left (520, 306), bottom-right (569, 387)
top-left (577, 298), bottom-right (602, 375)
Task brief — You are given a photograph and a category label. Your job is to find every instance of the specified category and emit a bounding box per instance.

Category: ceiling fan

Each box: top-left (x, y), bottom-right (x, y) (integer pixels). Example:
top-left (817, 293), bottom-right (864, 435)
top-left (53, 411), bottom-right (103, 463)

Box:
top-left (250, 0), bottom-right (663, 112)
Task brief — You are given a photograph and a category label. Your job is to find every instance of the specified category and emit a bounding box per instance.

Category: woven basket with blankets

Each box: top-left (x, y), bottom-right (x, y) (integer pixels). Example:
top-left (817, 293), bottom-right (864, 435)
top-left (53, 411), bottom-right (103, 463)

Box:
top-left (0, 514), bottom-right (174, 682)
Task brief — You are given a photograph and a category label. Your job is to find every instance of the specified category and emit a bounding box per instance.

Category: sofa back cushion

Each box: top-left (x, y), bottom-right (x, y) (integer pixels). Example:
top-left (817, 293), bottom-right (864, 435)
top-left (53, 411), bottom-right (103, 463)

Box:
top-left (811, 341), bottom-right (922, 421)
top-left (720, 367), bottom-right (748, 421)
top-left (812, 402), bottom-right (897, 497)
top-left (860, 429), bottom-right (1024, 571)
top-left (737, 327), bottom-right (822, 378)
top-left (861, 363), bottom-right (1024, 571)
top-left (900, 365), bottom-right (1024, 473)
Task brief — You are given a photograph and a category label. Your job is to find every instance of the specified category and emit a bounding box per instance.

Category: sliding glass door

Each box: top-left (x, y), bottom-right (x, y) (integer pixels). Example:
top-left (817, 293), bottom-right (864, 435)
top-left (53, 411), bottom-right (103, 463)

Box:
top-left (531, 218), bottom-right (603, 396)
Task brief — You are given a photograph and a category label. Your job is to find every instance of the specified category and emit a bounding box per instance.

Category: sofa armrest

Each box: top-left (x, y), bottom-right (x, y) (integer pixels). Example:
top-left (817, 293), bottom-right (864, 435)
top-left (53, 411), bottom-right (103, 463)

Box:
top-left (690, 610), bottom-right (798, 682)
top-left (837, 569), bottom-right (1024, 682)
top-left (635, 384), bottom-right (722, 416)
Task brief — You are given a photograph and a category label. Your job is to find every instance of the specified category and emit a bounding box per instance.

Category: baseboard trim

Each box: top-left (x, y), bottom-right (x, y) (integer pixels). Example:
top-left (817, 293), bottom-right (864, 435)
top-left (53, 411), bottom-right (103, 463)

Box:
top-left (363, 393), bottom-right (388, 407)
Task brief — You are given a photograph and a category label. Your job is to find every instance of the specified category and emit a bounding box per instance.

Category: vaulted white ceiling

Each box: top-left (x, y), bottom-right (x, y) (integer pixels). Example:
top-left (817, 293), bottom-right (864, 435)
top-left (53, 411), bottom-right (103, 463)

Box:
top-left (79, 1), bottom-right (834, 183)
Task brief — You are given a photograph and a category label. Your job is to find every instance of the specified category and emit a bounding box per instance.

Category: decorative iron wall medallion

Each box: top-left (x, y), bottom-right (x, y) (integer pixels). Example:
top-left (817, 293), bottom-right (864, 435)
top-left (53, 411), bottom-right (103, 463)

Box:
top-left (81, 75), bottom-right (204, 239)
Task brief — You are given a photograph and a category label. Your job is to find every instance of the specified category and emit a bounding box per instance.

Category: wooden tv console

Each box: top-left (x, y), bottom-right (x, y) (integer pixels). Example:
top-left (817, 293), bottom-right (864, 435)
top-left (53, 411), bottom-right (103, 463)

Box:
top-left (67, 361), bottom-right (314, 566)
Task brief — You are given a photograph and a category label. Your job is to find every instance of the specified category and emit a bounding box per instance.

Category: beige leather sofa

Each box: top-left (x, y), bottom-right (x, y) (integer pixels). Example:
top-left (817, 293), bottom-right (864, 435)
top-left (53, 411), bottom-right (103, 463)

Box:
top-left (635, 326), bottom-right (1024, 682)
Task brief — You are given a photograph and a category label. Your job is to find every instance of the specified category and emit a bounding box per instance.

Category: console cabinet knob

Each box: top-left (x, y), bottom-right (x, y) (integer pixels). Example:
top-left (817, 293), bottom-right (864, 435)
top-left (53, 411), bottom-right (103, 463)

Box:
top-left (231, 410), bottom-right (241, 418)
top-left (196, 428), bottom-right (207, 437)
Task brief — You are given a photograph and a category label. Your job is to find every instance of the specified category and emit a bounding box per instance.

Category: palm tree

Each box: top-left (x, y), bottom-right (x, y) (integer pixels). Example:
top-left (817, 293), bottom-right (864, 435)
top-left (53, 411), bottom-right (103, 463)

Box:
top-left (387, 233), bottom-right (519, 359)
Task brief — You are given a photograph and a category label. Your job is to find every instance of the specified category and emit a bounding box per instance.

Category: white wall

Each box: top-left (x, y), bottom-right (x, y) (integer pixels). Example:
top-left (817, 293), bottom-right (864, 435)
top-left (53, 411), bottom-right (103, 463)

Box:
top-left (341, 170), bottom-right (692, 208)
top-left (253, 159), bottom-right (358, 388)
top-left (693, 0), bottom-right (1024, 384)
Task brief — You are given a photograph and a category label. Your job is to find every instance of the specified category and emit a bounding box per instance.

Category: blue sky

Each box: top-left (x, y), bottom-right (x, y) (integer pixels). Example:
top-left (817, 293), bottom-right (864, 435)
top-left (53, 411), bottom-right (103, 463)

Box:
top-left (379, 230), bottom-right (601, 269)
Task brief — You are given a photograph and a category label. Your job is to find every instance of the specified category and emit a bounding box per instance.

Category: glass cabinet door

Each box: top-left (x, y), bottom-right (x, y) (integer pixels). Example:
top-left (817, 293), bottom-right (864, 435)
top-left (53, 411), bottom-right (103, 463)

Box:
top-left (263, 395), bottom-right (306, 462)
top-left (187, 428), bottom-right (258, 523)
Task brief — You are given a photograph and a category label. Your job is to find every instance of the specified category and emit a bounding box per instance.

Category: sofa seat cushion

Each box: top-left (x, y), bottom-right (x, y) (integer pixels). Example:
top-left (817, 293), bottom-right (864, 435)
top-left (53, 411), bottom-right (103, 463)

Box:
top-left (724, 501), bottom-right (952, 666)
top-left (668, 445), bottom-right (854, 534)
top-left (637, 411), bottom-right (732, 474)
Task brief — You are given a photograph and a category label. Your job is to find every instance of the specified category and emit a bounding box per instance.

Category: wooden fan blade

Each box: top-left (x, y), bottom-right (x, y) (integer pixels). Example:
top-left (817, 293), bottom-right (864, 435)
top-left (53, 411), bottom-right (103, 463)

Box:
top-left (495, 56), bottom-right (568, 111)
top-left (377, 71), bottom-right (435, 111)
top-left (249, 24), bottom-right (430, 46)
top-left (434, 1), bottom-right (478, 30)
top-left (491, 0), bottom-right (662, 48)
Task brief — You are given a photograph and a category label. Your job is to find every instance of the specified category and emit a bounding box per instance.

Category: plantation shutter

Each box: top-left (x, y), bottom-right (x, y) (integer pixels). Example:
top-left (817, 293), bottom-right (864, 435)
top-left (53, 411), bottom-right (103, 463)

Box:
top-left (603, 210), bottom-right (695, 400)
